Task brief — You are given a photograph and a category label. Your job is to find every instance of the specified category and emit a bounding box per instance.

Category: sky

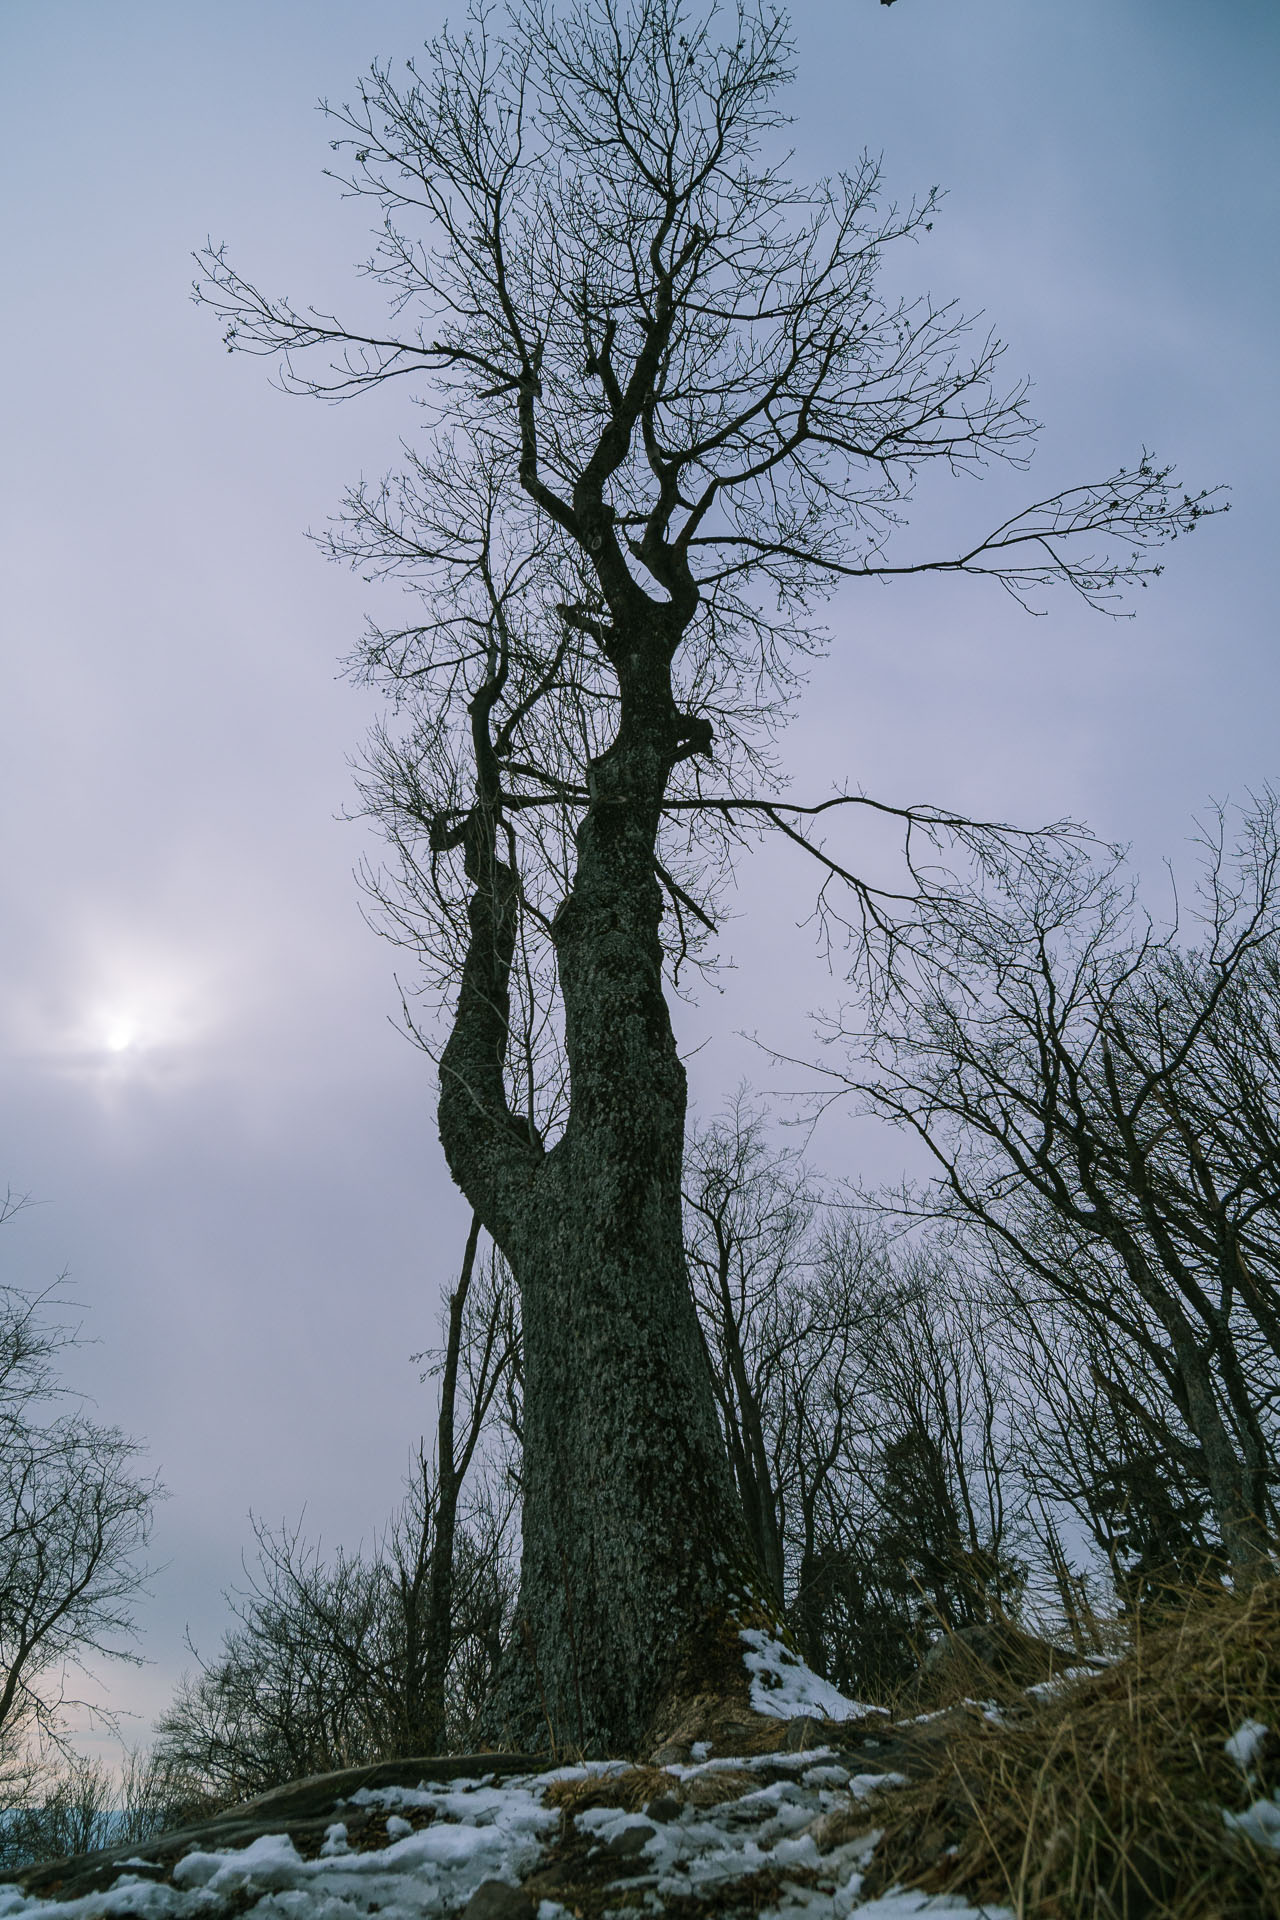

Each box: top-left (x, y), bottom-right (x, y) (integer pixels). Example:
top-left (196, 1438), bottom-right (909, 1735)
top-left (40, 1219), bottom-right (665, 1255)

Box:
top-left (0, 0), bottom-right (1277, 1752)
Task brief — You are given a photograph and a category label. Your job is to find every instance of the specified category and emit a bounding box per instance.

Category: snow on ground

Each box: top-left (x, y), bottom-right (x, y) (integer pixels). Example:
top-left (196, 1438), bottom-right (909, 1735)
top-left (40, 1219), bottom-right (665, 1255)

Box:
top-left (739, 1630), bottom-right (885, 1723)
top-left (850, 1902), bottom-right (1011, 1918)
top-left (1225, 1717), bottom-right (1270, 1771)
top-left (0, 1771), bottom-right (557, 1920)
top-left (1222, 1794), bottom-right (1280, 1851)
top-left (0, 1754), bottom-right (1010, 1920)
top-left (0, 1641), bottom-right (1024, 1919)
top-left (1221, 1716), bottom-right (1280, 1849)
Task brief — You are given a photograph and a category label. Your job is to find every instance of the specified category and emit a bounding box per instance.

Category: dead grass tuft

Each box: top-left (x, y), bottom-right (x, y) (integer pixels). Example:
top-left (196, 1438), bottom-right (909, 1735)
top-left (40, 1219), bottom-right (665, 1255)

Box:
top-left (542, 1767), bottom-right (674, 1816)
top-left (679, 1768), bottom-right (762, 1808)
top-left (542, 1763), bottom-right (762, 1819)
top-left (891, 1619), bottom-right (1080, 1717)
top-left (644, 1600), bottom-right (780, 1755)
top-left (865, 1578), bottom-right (1280, 1918)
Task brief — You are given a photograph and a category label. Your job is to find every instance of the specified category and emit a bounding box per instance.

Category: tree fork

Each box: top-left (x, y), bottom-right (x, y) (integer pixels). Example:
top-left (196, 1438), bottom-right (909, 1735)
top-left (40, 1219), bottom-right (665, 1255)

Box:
top-left (440, 639), bottom-right (761, 1753)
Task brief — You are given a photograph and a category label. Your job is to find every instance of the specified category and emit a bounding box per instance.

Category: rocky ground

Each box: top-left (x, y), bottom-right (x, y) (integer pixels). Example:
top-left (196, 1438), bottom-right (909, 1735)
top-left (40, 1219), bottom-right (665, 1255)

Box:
top-left (0, 1711), bottom-right (998, 1920)
top-left (11, 1594), bottom-right (1275, 1920)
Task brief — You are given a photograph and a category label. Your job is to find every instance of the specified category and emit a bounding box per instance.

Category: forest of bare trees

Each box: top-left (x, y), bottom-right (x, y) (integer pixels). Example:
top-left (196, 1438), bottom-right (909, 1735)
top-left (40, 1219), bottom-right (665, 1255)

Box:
top-left (10, 800), bottom-right (1278, 1834)
top-left (7, 1), bottom-right (1272, 1874)
top-left (4, 12), bottom-right (1277, 1919)
top-left (143, 803), bottom-right (1280, 1793)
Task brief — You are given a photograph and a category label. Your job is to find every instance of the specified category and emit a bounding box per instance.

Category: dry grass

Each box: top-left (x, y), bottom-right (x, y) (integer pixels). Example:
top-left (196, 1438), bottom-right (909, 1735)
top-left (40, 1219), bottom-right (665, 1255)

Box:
top-left (542, 1767), bottom-right (675, 1816)
top-left (542, 1764), bottom-right (761, 1818)
top-left (864, 1579), bottom-right (1280, 1918)
top-left (889, 1619), bottom-right (1086, 1718)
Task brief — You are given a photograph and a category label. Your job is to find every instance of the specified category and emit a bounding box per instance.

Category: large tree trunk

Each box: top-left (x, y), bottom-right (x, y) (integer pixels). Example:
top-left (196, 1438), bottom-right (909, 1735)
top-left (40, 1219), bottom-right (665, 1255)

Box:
top-left (438, 637), bottom-right (756, 1754)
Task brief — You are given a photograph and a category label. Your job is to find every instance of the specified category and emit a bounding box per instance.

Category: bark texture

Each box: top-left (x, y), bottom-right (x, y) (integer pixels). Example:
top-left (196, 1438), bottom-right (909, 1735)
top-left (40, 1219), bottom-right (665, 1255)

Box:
top-left (438, 622), bottom-right (755, 1754)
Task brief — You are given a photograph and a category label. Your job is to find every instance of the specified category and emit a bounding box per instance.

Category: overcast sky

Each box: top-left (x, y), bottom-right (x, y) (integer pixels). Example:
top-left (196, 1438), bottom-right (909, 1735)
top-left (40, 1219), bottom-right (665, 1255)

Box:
top-left (1, 0), bottom-right (1276, 1752)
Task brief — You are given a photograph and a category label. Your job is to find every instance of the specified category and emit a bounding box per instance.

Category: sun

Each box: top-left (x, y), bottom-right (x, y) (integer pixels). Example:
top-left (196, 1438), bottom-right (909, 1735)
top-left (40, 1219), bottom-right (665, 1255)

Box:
top-left (74, 954), bottom-right (213, 1068)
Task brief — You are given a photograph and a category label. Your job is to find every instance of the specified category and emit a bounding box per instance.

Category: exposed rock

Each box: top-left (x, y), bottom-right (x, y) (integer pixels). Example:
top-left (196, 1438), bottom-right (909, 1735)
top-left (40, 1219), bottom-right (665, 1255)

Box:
top-left (462, 1878), bottom-right (537, 1920)
top-left (644, 1791), bottom-right (684, 1823)
top-left (604, 1822), bottom-right (656, 1858)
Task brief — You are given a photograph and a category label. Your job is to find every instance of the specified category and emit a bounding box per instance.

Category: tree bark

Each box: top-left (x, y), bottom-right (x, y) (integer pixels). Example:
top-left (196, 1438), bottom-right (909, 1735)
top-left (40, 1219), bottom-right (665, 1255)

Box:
top-left (438, 627), bottom-right (756, 1754)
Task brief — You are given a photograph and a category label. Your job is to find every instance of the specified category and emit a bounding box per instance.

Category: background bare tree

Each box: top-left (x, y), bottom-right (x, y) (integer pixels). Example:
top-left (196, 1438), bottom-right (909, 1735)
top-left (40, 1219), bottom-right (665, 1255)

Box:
top-left (153, 1470), bottom-right (517, 1801)
top-left (993, 1278), bottom-right (1230, 1615)
top-left (842, 797), bottom-right (1280, 1581)
top-left (413, 1219), bottom-right (520, 1753)
top-left (684, 1105), bottom-right (1029, 1698)
top-left (684, 1091), bottom-right (819, 1607)
top-left (0, 1743), bottom-right (211, 1875)
top-left (0, 1754), bottom-right (118, 1874)
top-left (154, 1233), bottom-right (519, 1796)
top-left (198, 0), bottom-right (1213, 1748)
top-left (0, 1195), bottom-right (158, 1798)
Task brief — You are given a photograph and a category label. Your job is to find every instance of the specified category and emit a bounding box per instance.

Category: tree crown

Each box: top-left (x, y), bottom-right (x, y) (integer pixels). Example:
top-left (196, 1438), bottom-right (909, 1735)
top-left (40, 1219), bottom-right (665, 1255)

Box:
top-left (196, 0), bottom-right (1220, 1122)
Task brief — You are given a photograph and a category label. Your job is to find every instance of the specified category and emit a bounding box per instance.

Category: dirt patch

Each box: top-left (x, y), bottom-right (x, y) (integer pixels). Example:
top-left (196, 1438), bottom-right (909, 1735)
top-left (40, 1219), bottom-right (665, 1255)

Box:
top-left (543, 1763), bottom-right (792, 1828)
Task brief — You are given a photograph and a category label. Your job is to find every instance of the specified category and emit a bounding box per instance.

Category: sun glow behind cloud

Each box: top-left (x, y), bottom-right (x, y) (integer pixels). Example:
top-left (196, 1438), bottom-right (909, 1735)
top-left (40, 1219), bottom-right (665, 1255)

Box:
top-left (78, 956), bottom-right (214, 1070)
top-left (5, 939), bottom-right (228, 1079)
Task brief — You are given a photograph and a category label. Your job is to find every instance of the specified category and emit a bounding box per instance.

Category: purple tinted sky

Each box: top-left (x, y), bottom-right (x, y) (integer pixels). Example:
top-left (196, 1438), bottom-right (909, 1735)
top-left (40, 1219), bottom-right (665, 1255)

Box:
top-left (1, 0), bottom-right (1276, 1747)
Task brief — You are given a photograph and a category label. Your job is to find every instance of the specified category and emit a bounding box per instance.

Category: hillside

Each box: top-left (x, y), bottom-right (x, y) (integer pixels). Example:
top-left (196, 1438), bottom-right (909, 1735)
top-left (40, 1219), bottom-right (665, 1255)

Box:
top-left (5, 1590), bottom-right (1280, 1920)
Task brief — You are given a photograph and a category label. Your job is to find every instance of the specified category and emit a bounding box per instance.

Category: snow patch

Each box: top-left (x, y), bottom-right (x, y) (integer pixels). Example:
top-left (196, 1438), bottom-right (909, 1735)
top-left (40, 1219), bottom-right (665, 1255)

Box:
top-left (741, 1628), bottom-right (884, 1722)
top-left (0, 1753), bottom-right (999, 1920)
top-left (851, 1897), bottom-right (1013, 1918)
top-left (1223, 1794), bottom-right (1280, 1851)
top-left (1225, 1717), bottom-right (1270, 1770)
top-left (804, 1765), bottom-right (852, 1788)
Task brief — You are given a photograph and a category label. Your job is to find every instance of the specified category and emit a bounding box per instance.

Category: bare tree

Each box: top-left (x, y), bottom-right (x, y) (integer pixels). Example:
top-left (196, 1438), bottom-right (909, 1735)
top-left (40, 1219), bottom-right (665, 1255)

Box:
top-left (994, 1280), bottom-right (1229, 1613)
top-left (684, 1091), bottom-right (818, 1606)
top-left (0, 1753), bottom-right (116, 1872)
top-left (197, 0), bottom-right (1214, 1748)
top-left (414, 1219), bottom-right (521, 1751)
top-left (684, 1106), bottom-right (1028, 1692)
top-left (155, 1232), bottom-right (519, 1794)
top-left (153, 1470), bottom-right (518, 1801)
top-left (843, 800), bottom-right (1280, 1579)
top-left (0, 1737), bottom-right (230, 1875)
top-left (772, 1227), bottom-right (1027, 1697)
top-left (0, 1196), bottom-right (158, 1790)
